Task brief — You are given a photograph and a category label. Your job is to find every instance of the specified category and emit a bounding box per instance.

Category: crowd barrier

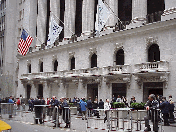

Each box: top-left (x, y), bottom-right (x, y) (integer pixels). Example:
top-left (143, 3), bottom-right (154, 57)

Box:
top-left (0, 103), bottom-right (16, 119)
top-left (33, 105), bottom-right (71, 128)
top-left (87, 108), bottom-right (164, 132)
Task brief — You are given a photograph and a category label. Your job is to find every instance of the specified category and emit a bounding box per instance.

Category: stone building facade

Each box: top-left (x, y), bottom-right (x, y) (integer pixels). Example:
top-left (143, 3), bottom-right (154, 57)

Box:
top-left (17, 0), bottom-right (176, 103)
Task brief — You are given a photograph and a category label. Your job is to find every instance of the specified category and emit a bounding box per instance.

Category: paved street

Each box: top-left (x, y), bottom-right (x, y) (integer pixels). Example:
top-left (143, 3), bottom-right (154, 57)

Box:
top-left (1, 108), bottom-right (176, 132)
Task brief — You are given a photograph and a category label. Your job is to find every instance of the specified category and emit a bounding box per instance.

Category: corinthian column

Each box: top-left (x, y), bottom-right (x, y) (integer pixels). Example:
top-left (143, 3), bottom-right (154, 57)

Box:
top-left (64, 0), bottom-right (76, 38)
top-left (50, 0), bottom-right (60, 19)
top-left (37, 0), bottom-right (47, 45)
top-left (104, 0), bottom-right (118, 28)
top-left (82, 0), bottom-right (95, 35)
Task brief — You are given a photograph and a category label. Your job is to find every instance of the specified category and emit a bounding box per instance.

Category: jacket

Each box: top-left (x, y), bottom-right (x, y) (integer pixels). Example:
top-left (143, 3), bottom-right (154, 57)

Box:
top-left (80, 100), bottom-right (87, 111)
top-left (98, 101), bottom-right (104, 109)
top-left (87, 100), bottom-right (92, 109)
top-left (159, 100), bottom-right (170, 114)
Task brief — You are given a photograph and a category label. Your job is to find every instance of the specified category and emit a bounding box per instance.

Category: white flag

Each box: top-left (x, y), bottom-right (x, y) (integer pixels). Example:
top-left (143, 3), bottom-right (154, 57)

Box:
top-left (47, 15), bottom-right (63, 46)
top-left (95, 0), bottom-right (111, 32)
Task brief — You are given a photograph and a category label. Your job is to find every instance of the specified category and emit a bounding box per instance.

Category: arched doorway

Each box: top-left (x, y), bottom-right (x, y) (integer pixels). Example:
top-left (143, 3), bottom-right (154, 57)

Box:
top-left (148, 44), bottom-right (160, 62)
top-left (38, 84), bottom-right (43, 98)
top-left (39, 62), bottom-right (43, 72)
top-left (27, 84), bottom-right (31, 100)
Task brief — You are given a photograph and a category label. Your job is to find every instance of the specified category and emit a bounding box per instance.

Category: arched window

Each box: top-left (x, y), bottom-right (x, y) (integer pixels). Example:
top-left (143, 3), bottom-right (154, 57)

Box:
top-left (148, 44), bottom-right (160, 62)
top-left (28, 64), bottom-right (31, 73)
top-left (91, 53), bottom-right (97, 68)
top-left (70, 57), bottom-right (75, 70)
top-left (53, 60), bottom-right (58, 71)
top-left (116, 49), bottom-right (124, 65)
top-left (40, 62), bottom-right (43, 72)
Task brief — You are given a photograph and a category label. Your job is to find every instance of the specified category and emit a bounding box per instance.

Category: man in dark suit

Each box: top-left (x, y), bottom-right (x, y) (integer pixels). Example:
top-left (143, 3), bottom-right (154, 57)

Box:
top-left (34, 95), bottom-right (42, 124)
top-left (160, 97), bottom-right (170, 126)
top-left (87, 97), bottom-right (93, 117)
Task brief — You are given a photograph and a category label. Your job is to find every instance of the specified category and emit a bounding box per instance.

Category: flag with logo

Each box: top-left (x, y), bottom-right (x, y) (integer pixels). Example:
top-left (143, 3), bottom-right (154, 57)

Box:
top-left (95, 0), bottom-right (111, 32)
top-left (18, 29), bottom-right (33, 56)
top-left (47, 15), bottom-right (63, 46)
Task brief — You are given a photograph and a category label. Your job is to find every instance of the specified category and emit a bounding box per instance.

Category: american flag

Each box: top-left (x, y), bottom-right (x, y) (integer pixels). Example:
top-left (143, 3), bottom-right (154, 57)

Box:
top-left (18, 29), bottom-right (33, 56)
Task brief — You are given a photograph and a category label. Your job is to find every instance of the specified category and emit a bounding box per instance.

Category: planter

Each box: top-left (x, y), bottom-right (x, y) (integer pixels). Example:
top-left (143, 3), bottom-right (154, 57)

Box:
top-left (70, 107), bottom-right (77, 115)
top-left (131, 110), bottom-right (147, 120)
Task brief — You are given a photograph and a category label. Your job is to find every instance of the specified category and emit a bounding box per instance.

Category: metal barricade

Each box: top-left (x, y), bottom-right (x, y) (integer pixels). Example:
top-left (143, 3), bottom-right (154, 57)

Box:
top-left (87, 108), bottom-right (164, 132)
top-left (0, 103), bottom-right (15, 119)
top-left (62, 107), bottom-right (71, 128)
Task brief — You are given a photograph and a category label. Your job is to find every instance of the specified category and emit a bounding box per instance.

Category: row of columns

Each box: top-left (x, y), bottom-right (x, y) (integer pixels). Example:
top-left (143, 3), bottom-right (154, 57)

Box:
top-left (36, 0), bottom-right (176, 44)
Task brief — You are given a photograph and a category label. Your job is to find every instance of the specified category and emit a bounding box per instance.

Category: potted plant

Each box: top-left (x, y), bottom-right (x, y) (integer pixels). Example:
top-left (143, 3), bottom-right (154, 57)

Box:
top-left (112, 102), bottom-right (125, 108)
top-left (130, 102), bottom-right (145, 110)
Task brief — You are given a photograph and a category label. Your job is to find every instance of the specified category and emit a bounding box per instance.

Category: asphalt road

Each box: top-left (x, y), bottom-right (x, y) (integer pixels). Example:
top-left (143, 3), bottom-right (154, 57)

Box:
top-left (4, 120), bottom-right (72, 132)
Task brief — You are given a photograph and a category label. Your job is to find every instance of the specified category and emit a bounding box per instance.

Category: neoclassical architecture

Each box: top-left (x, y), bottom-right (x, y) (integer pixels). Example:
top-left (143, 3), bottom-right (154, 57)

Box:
top-left (17, 0), bottom-right (176, 103)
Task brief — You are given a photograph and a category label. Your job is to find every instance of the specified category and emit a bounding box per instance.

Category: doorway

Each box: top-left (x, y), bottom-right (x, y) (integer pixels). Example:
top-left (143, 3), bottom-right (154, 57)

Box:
top-left (112, 83), bottom-right (127, 99)
top-left (87, 84), bottom-right (98, 101)
top-left (143, 82), bottom-right (163, 102)
top-left (38, 84), bottom-right (43, 98)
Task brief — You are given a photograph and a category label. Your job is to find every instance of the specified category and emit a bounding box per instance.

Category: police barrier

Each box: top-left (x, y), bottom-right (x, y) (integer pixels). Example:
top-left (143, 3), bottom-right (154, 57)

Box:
top-left (33, 105), bottom-right (71, 128)
top-left (0, 103), bottom-right (15, 119)
top-left (87, 108), bottom-right (164, 132)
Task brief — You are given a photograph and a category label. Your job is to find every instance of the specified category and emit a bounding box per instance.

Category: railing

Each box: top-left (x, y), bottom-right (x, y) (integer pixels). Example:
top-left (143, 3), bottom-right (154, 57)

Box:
top-left (21, 65), bottom-right (131, 81)
top-left (134, 61), bottom-right (169, 73)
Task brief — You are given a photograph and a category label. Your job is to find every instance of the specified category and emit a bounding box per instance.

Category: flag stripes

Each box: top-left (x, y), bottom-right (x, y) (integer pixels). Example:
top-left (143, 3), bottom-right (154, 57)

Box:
top-left (18, 29), bottom-right (33, 56)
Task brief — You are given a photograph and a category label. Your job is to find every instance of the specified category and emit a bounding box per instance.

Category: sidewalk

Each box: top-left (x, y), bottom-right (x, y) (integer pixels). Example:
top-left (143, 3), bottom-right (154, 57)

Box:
top-left (1, 107), bottom-right (176, 132)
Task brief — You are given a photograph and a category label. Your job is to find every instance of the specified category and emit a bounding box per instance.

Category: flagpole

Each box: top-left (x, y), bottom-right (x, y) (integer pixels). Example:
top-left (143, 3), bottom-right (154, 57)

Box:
top-left (103, 1), bottom-right (126, 29)
top-left (50, 11), bottom-right (75, 35)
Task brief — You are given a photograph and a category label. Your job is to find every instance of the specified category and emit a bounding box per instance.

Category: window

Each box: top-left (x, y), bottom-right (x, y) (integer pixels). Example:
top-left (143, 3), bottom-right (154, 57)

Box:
top-left (116, 49), bottom-right (124, 65)
top-left (39, 62), bottom-right (43, 72)
top-left (53, 60), bottom-right (58, 71)
top-left (91, 53), bottom-right (97, 68)
top-left (148, 44), bottom-right (160, 62)
top-left (70, 57), bottom-right (75, 70)
top-left (28, 64), bottom-right (31, 73)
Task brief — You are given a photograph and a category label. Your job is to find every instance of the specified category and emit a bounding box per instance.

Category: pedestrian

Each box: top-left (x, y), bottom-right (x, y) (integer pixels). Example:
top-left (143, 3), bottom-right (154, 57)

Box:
top-left (87, 97), bottom-right (93, 117)
top-left (116, 95), bottom-right (121, 102)
top-left (98, 99), bottom-right (104, 117)
top-left (112, 95), bottom-right (116, 103)
top-left (144, 94), bottom-right (159, 132)
top-left (34, 95), bottom-right (43, 124)
top-left (28, 98), bottom-right (32, 111)
top-left (50, 96), bottom-right (59, 127)
top-left (104, 99), bottom-right (111, 123)
top-left (16, 98), bottom-right (20, 110)
top-left (8, 96), bottom-right (14, 103)
top-left (80, 98), bottom-right (87, 120)
top-left (159, 97), bottom-right (170, 126)
top-left (60, 98), bottom-right (70, 128)
top-left (169, 100), bottom-right (175, 123)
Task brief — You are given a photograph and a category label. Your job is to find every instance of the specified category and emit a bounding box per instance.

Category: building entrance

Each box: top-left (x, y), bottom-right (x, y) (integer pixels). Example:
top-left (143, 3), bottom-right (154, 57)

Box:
top-left (38, 84), bottom-right (43, 98)
top-left (87, 84), bottom-right (98, 101)
top-left (143, 82), bottom-right (163, 102)
top-left (112, 83), bottom-right (127, 99)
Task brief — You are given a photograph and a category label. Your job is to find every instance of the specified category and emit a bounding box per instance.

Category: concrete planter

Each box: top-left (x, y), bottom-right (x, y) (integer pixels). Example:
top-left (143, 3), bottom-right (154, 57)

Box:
top-left (70, 107), bottom-right (77, 115)
top-left (131, 110), bottom-right (147, 120)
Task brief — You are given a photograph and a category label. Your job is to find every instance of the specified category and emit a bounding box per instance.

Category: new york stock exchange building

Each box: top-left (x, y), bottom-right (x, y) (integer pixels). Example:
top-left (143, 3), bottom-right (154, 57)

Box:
top-left (17, 0), bottom-right (176, 103)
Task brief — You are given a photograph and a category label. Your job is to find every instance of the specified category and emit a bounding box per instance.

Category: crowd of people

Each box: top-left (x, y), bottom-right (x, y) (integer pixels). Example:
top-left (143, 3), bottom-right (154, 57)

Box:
top-left (0, 94), bottom-right (175, 131)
